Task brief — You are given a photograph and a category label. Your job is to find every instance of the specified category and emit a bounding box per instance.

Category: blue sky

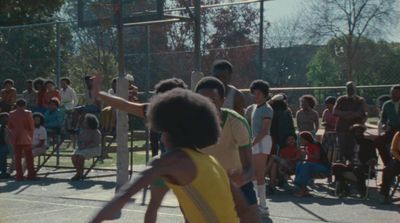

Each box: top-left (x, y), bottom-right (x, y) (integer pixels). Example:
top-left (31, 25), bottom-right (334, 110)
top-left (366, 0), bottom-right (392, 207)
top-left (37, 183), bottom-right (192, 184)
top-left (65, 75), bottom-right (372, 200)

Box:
top-left (262, 0), bottom-right (400, 42)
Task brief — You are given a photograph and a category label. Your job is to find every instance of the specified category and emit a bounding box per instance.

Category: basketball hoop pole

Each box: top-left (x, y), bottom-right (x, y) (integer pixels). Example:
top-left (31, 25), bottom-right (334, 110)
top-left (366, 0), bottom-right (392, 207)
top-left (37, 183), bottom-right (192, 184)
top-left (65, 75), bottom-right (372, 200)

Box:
top-left (115, 0), bottom-right (129, 191)
top-left (194, 0), bottom-right (201, 72)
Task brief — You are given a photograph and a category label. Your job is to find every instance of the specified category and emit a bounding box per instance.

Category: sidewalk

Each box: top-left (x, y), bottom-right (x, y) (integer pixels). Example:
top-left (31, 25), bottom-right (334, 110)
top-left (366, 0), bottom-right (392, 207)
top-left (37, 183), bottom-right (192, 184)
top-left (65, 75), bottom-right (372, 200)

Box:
top-left (0, 167), bottom-right (399, 223)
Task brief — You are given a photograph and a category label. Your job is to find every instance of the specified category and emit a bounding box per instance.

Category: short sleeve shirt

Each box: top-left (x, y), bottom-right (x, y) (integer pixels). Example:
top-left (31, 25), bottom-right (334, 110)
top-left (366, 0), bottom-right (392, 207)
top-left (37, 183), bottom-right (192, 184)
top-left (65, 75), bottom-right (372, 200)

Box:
top-left (32, 126), bottom-right (48, 148)
top-left (202, 108), bottom-right (251, 172)
top-left (250, 103), bottom-right (273, 137)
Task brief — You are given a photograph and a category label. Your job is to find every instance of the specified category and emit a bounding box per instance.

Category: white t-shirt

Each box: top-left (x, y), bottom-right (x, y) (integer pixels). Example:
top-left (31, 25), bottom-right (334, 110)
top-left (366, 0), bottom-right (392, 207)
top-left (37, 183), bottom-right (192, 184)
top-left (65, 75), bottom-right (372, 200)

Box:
top-left (32, 126), bottom-right (48, 148)
top-left (60, 86), bottom-right (78, 110)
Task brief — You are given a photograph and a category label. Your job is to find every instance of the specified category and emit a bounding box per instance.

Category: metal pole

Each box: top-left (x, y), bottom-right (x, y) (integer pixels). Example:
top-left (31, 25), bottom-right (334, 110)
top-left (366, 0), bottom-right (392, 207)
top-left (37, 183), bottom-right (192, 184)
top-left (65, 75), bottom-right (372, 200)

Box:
top-left (56, 22), bottom-right (61, 87)
top-left (115, 0), bottom-right (129, 190)
top-left (258, 0), bottom-right (264, 79)
top-left (194, 0), bottom-right (201, 71)
top-left (145, 25), bottom-right (151, 97)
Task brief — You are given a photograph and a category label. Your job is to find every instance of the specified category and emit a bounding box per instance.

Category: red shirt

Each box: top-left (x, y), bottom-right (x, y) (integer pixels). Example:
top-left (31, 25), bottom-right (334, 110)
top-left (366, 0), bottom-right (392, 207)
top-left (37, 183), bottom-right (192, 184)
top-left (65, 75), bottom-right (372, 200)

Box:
top-left (306, 143), bottom-right (321, 163)
top-left (37, 89), bottom-right (47, 107)
top-left (280, 145), bottom-right (299, 160)
top-left (42, 90), bottom-right (61, 107)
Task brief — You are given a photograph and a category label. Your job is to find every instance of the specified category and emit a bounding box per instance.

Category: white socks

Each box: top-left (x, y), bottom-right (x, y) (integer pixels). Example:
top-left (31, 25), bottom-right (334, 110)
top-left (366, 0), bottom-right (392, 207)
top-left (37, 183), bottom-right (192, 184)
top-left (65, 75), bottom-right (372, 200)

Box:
top-left (254, 181), bottom-right (267, 208)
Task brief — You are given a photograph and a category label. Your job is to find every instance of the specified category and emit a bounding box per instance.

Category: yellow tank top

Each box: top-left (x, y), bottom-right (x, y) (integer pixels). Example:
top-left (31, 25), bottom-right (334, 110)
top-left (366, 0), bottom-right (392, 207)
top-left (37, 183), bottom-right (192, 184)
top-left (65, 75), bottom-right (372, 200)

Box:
top-left (165, 148), bottom-right (239, 223)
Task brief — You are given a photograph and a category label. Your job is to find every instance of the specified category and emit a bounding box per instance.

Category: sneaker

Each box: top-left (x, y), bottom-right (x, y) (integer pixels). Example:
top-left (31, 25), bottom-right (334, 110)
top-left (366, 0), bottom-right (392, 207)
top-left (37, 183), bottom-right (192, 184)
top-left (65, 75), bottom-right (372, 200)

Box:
top-left (258, 206), bottom-right (270, 217)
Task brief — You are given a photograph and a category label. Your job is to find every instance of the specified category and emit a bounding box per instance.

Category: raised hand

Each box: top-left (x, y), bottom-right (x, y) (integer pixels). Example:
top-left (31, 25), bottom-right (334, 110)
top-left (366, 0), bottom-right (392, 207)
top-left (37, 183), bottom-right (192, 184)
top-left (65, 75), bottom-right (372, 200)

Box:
top-left (91, 73), bottom-right (103, 97)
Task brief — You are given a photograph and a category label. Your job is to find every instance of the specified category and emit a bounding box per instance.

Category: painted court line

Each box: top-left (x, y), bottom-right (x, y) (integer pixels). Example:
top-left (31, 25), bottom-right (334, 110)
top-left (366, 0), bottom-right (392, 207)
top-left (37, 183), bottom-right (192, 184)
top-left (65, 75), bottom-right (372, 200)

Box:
top-left (0, 197), bottom-right (183, 218)
top-left (4, 207), bottom-right (77, 219)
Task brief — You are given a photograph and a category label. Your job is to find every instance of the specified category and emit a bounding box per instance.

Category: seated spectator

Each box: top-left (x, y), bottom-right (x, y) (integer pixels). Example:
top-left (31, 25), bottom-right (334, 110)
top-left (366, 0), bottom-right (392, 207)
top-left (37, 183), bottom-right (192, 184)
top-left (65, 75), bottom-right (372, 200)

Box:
top-left (332, 124), bottom-right (377, 198)
top-left (265, 135), bottom-right (300, 193)
top-left (294, 131), bottom-right (330, 197)
top-left (31, 113), bottom-right (48, 156)
top-left (71, 114), bottom-right (101, 181)
top-left (22, 80), bottom-right (38, 111)
top-left (42, 80), bottom-right (61, 109)
top-left (321, 96), bottom-right (339, 163)
top-left (44, 98), bottom-right (63, 135)
top-left (296, 95), bottom-right (319, 135)
top-left (33, 77), bottom-right (47, 114)
top-left (0, 79), bottom-right (17, 112)
top-left (0, 112), bottom-right (11, 179)
top-left (380, 131), bottom-right (400, 204)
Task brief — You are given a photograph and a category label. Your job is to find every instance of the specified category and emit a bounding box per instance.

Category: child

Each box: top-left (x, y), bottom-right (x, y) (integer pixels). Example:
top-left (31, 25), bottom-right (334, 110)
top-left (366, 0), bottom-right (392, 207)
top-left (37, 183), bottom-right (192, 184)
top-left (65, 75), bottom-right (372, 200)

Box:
top-left (0, 112), bottom-right (11, 179)
top-left (246, 80), bottom-right (273, 215)
top-left (71, 113), bottom-right (101, 181)
top-left (294, 131), bottom-right (330, 197)
top-left (91, 89), bottom-right (258, 223)
top-left (44, 97), bottom-right (64, 135)
top-left (265, 135), bottom-right (300, 193)
top-left (42, 80), bottom-right (61, 109)
top-left (321, 96), bottom-right (338, 163)
top-left (32, 113), bottom-right (48, 156)
top-left (296, 95), bottom-right (319, 134)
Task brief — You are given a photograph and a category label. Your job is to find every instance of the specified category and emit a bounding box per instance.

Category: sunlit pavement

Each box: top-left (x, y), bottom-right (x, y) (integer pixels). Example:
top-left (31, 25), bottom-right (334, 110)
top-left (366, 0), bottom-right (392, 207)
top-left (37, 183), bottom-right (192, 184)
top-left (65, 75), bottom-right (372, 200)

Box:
top-left (0, 167), bottom-right (399, 223)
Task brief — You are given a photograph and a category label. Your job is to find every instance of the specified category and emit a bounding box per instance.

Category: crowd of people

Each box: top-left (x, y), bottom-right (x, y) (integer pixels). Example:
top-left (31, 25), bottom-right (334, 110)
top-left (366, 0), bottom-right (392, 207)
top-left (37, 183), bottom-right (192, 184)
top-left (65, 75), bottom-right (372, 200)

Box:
top-left (0, 59), bottom-right (399, 222)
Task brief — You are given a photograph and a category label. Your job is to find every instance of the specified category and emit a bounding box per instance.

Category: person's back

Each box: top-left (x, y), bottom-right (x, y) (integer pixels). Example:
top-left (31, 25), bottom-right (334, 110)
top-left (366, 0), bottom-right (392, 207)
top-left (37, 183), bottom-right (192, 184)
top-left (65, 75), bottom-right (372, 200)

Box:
top-left (77, 128), bottom-right (101, 150)
top-left (8, 109), bottom-right (34, 146)
top-left (166, 148), bottom-right (239, 223)
top-left (223, 85), bottom-right (240, 110)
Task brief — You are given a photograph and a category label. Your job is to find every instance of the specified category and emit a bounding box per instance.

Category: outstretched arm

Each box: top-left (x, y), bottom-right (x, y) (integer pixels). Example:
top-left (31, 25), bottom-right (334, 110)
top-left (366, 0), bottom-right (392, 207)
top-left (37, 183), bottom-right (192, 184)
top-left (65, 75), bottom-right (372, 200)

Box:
top-left (91, 74), bottom-right (146, 118)
top-left (97, 92), bottom-right (146, 118)
top-left (91, 167), bottom-right (161, 223)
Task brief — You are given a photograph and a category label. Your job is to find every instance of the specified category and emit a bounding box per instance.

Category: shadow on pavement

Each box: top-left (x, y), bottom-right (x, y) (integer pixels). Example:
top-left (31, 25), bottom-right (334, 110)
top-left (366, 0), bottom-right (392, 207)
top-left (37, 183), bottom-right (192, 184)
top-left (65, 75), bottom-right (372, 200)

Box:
top-left (0, 176), bottom-right (115, 193)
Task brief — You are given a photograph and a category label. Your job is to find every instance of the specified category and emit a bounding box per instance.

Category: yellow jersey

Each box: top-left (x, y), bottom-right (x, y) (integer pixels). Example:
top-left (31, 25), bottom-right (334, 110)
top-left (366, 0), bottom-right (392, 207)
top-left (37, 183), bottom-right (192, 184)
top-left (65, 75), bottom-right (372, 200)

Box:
top-left (165, 148), bottom-right (239, 223)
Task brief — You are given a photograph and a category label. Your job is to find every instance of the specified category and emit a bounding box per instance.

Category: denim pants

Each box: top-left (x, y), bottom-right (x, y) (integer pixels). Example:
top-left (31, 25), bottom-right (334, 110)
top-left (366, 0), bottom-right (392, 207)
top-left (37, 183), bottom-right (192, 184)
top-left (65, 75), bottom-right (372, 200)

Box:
top-left (0, 144), bottom-right (9, 174)
top-left (294, 162), bottom-right (330, 187)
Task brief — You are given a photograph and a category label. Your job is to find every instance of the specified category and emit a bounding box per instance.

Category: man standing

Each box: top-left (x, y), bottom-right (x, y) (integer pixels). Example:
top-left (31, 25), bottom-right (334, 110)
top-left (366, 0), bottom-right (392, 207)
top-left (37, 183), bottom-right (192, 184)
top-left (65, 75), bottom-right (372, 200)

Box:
top-left (60, 77), bottom-right (78, 112)
top-left (195, 77), bottom-right (262, 218)
top-left (212, 60), bottom-right (246, 115)
top-left (375, 85), bottom-right (400, 166)
top-left (333, 82), bottom-right (367, 161)
top-left (8, 99), bottom-right (35, 181)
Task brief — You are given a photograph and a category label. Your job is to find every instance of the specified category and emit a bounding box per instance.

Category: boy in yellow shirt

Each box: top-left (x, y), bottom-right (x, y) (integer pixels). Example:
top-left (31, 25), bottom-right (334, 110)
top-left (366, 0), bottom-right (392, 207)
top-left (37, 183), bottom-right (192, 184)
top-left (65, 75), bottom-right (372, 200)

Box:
top-left (91, 88), bottom-right (259, 223)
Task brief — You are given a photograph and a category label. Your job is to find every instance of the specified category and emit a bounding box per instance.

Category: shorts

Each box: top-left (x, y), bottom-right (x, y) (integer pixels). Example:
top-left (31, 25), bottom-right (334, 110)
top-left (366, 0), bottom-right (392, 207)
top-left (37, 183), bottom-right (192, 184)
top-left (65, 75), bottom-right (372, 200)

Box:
top-left (240, 181), bottom-right (257, 205)
top-left (252, 135), bottom-right (272, 155)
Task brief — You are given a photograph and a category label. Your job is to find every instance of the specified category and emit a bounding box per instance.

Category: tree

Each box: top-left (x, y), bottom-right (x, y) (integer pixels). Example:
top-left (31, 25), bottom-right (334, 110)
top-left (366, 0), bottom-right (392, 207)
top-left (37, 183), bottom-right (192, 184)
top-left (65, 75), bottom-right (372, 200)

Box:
top-left (304, 0), bottom-right (398, 81)
top-left (307, 37), bottom-right (400, 87)
top-left (0, 0), bottom-right (67, 90)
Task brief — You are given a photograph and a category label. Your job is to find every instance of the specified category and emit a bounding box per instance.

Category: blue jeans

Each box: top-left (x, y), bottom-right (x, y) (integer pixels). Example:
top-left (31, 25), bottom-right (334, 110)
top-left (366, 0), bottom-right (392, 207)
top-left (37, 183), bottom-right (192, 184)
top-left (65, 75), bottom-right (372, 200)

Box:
top-left (0, 144), bottom-right (9, 174)
top-left (294, 162), bottom-right (330, 188)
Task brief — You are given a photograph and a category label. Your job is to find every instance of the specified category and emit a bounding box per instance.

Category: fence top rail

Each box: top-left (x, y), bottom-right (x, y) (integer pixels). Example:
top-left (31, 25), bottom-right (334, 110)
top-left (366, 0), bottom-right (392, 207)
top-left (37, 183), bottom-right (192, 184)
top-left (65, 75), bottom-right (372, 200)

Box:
top-left (239, 84), bottom-right (396, 93)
